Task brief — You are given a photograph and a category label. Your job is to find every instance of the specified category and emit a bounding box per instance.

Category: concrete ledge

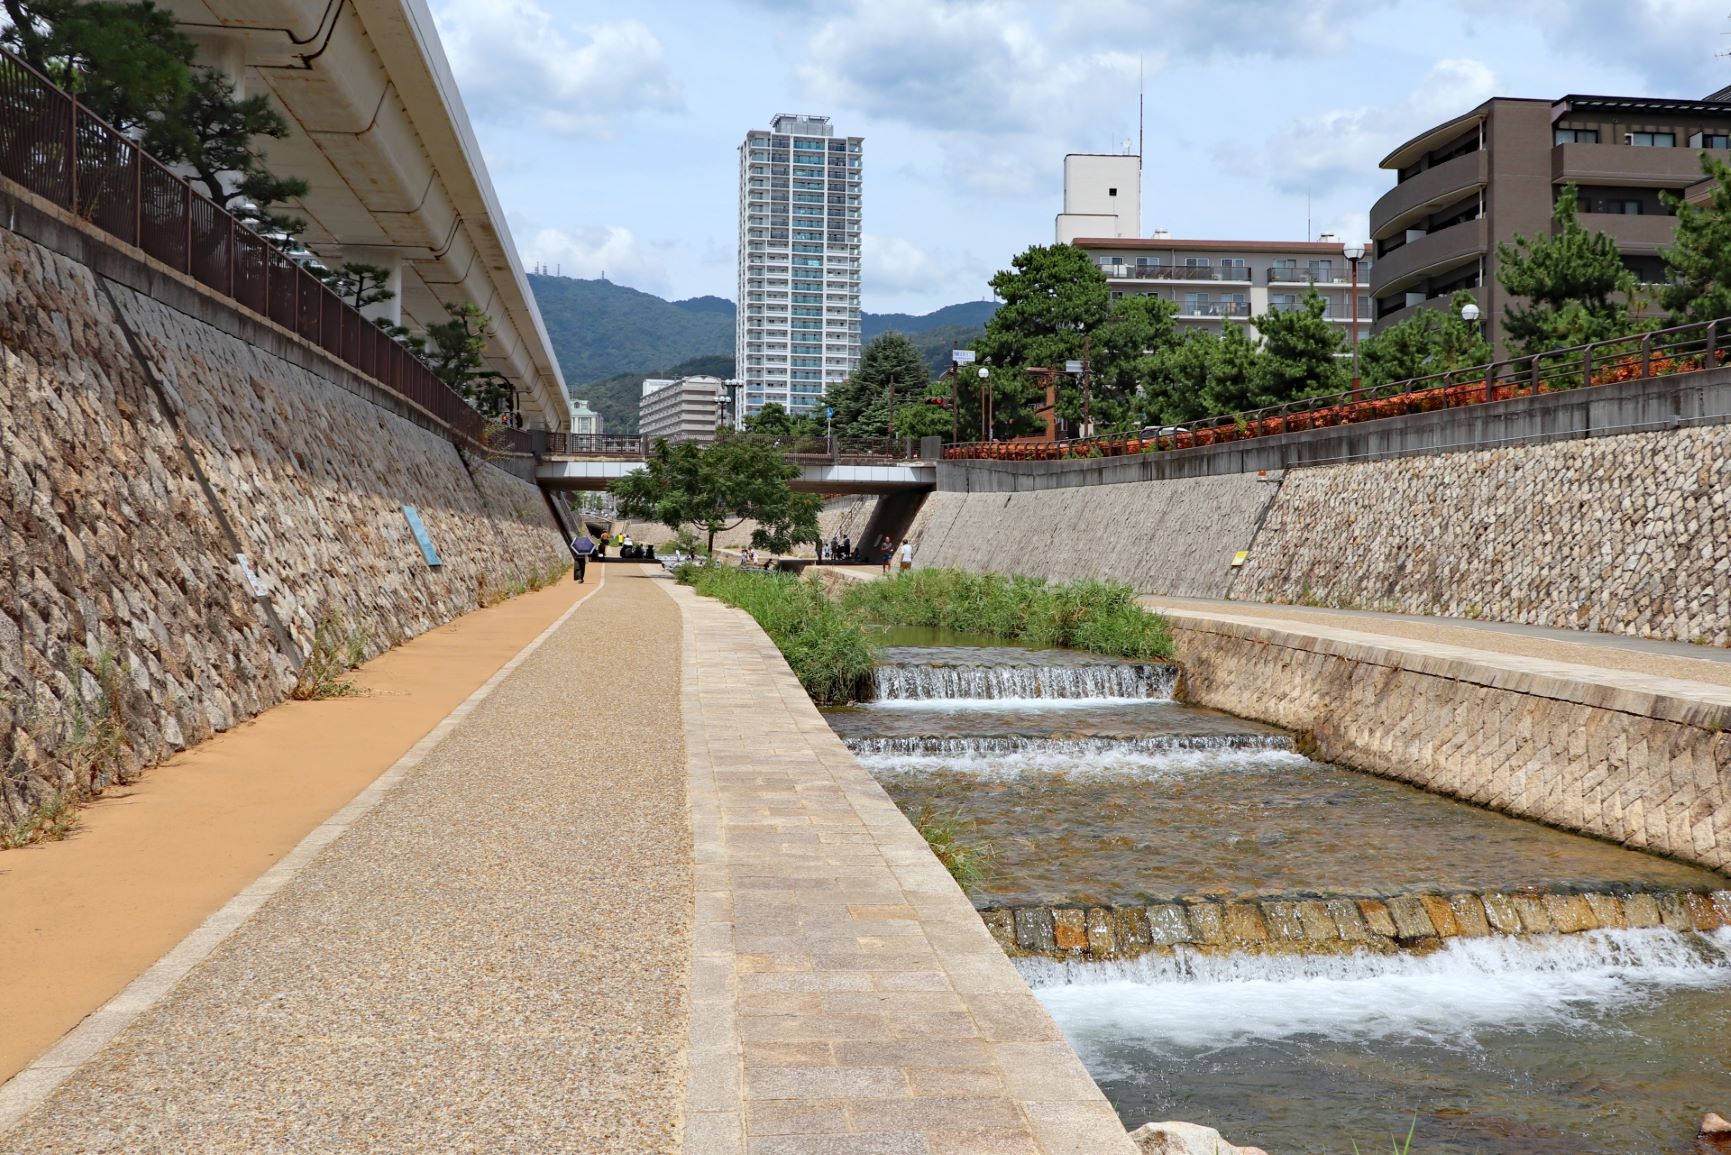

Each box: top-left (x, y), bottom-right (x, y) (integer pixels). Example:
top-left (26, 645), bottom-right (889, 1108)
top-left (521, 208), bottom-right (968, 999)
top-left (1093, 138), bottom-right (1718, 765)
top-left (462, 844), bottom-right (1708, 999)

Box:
top-left (1164, 608), bottom-right (1731, 873)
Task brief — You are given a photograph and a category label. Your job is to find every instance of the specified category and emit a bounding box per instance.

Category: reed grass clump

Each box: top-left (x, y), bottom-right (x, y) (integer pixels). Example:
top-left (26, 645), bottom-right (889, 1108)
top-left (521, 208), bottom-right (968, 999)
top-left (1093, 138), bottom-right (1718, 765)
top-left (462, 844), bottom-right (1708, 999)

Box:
top-left (912, 806), bottom-right (994, 893)
top-left (839, 569), bottom-right (1174, 660)
top-left (291, 610), bottom-right (370, 700)
top-left (677, 564), bottom-right (876, 704)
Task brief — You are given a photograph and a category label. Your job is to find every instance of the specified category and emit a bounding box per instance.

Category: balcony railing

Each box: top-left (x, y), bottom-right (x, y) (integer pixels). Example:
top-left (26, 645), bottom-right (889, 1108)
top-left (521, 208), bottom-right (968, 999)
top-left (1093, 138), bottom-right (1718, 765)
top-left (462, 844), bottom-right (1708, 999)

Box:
top-left (0, 49), bottom-right (536, 452)
top-left (1178, 301), bottom-right (1252, 317)
top-left (1266, 267), bottom-right (1364, 285)
top-left (1101, 263), bottom-right (1250, 282)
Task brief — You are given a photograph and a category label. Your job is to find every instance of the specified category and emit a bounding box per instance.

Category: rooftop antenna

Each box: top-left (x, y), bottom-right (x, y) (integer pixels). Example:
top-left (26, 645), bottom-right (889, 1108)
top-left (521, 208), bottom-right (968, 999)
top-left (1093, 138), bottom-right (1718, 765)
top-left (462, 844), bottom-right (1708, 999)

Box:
top-left (1306, 190), bottom-right (1312, 241)
top-left (1138, 57), bottom-right (1144, 166)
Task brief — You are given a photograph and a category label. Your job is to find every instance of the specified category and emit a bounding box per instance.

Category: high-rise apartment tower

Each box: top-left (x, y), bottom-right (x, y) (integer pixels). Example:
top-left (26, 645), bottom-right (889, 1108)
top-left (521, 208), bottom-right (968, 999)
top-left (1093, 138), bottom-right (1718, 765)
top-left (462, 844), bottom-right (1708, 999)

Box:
top-left (736, 114), bottom-right (863, 422)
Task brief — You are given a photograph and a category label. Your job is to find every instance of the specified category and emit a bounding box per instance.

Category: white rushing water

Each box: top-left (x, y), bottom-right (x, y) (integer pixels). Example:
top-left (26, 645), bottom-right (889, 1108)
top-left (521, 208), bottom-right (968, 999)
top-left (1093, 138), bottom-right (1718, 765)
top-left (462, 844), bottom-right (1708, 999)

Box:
top-left (870, 662), bottom-right (1178, 702)
top-left (1024, 928), bottom-right (1731, 1054)
top-left (852, 735), bottom-right (1305, 781)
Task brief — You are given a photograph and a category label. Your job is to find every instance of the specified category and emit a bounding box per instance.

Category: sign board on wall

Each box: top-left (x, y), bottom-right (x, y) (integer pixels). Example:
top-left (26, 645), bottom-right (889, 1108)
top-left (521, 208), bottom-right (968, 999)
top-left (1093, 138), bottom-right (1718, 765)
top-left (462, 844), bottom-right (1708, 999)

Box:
top-left (401, 506), bottom-right (442, 568)
top-left (234, 553), bottom-right (269, 597)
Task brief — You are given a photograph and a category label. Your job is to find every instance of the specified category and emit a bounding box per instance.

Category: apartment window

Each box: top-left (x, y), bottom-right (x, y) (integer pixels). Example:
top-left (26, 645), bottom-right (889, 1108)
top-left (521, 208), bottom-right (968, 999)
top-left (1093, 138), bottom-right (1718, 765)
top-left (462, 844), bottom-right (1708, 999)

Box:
top-left (1182, 292), bottom-right (1210, 312)
top-left (1692, 132), bottom-right (1731, 150)
top-left (1626, 131), bottom-right (1675, 147)
top-left (1220, 258), bottom-right (1248, 279)
top-left (1554, 128), bottom-right (1600, 145)
top-left (1108, 187), bottom-right (1117, 196)
top-left (1603, 199), bottom-right (1644, 215)
top-left (1183, 257), bottom-right (1212, 268)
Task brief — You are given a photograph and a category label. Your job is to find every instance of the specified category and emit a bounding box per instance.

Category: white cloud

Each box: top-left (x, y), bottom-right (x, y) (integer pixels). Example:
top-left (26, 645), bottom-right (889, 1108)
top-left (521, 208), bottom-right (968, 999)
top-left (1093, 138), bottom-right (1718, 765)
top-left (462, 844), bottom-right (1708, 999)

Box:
top-left (435, 2), bottom-right (682, 137)
top-left (521, 225), bottom-right (668, 293)
top-left (1250, 58), bottom-right (1498, 197)
top-left (864, 234), bottom-right (941, 293)
top-left (1052, 0), bottom-right (1359, 59)
top-left (1453, 0), bottom-right (1728, 95)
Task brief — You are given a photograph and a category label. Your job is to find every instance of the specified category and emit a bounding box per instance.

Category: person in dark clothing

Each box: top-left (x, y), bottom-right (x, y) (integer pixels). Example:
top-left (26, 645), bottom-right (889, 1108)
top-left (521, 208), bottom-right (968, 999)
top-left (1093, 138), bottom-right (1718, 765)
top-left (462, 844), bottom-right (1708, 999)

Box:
top-left (841, 534), bottom-right (852, 561)
top-left (570, 532), bottom-right (597, 582)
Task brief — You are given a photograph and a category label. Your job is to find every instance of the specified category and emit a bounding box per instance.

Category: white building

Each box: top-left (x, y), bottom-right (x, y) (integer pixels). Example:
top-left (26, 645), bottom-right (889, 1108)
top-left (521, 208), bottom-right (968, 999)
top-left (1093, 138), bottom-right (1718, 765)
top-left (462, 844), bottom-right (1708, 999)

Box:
top-left (571, 399), bottom-right (602, 436)
top-left (640, 375), bottom-right (726, 444)
top-left (1055, 153), bottom-right (1141, 243)
top-left (737, 114), bottom-right (863, 422)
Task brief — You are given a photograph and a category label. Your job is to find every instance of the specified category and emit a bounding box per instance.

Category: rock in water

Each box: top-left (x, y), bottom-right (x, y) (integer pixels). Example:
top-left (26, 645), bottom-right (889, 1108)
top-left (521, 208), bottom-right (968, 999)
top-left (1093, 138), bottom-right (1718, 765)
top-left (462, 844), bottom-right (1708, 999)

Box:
top-left (1700, 1112), bottom-right (1731, 1152)
top-left (1129, 1120), bottom-right (1268, 1155)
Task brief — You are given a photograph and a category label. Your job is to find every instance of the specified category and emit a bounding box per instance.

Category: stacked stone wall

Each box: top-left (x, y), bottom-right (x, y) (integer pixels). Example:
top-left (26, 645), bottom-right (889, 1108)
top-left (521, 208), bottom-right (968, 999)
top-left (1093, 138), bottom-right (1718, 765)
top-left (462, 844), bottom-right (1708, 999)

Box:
top-left (0, 217), bottom-right (566, 827)
top-left (1167, 615), bottom-right (1731, 874)
top-left (1236, 427), bottom-right (1731, 643)
top-left (904, 475), bottom-right (1274, 598)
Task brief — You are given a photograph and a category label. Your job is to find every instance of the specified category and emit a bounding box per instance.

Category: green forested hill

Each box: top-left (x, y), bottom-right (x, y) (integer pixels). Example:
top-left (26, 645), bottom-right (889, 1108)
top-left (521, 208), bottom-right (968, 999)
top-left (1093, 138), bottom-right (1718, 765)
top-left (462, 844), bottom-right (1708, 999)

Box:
top-left (529, 274), bottom-right (996, 431)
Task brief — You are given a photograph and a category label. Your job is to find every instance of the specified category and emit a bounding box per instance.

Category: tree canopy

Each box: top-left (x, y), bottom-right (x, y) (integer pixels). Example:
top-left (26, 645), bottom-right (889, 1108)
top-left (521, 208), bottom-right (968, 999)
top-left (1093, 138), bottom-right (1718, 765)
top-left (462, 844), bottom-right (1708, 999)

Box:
top-left (1497, 184), bottom-right (1638, 355)
top-left (974, 244), bottom-right (1110, 436)
top-left (1357, 290), bottom-right (1492, 387)
top-left (1660, 152), bottom-right (1731, 325)
top-left (822, 331), bottom-right (930, 438)
top-left (1252, 289), bottom-right (1346, 405)
top-left (609, 435), bottom-right (822, 554)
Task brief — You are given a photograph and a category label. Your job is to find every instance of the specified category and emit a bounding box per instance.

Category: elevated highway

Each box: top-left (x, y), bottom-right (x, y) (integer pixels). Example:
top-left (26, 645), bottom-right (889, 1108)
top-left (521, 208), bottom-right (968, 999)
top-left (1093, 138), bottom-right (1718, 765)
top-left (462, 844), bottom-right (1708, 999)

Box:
top-left (159, 0), bottom-right (573, 431)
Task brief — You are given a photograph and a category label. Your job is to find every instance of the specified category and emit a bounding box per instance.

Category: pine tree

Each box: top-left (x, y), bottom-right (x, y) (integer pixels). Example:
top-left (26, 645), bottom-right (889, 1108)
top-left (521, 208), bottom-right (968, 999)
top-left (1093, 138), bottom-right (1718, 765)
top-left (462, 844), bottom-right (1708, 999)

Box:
top-left (1497, 184), bottom-right (1637, 355)
top-left (1358, 291), bottom-right (1492, 387)
top-left (1201, 321), bottom-right (1266, 413)
top-left (974, 243), bottom-right (1110, 436)
top-left (1661, 153), bottom-right (1731, 325)
top-left (823, 331), bottom-right (930, 438)
top-left (1252, 289), bottom-right (1345, 406)
top-left (1090, 293), bottom-right (1180, 431)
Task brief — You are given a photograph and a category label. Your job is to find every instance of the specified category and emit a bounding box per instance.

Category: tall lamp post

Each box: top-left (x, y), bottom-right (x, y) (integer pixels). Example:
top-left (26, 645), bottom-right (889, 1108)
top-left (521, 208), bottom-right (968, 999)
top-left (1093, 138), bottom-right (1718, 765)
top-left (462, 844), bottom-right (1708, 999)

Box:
top-left (1344, 241), bottom-right (1365, 395)
top-left (978, 366), bottom-right (991, 440)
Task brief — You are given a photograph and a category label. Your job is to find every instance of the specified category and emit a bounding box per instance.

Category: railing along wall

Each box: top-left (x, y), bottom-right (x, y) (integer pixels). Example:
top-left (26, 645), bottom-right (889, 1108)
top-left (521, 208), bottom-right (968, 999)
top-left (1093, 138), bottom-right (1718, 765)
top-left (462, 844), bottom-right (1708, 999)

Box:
top-left (542, 433), bottom-right (922, 464)
top-left (943, 316), bottom-right (1731, 461)
top-left (0, 48), bottom-right (533, 455)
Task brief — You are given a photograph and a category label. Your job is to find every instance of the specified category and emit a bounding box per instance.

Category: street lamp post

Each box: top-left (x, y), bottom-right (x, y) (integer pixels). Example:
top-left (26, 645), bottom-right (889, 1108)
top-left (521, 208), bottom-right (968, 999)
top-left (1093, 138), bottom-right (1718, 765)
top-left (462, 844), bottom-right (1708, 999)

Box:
top-left (1461, 301), bottom-right (1484, 399)
top-left (979, 367), bottom-right (991, 440)
top-left (1344, 241), bottom-right (1365, 396)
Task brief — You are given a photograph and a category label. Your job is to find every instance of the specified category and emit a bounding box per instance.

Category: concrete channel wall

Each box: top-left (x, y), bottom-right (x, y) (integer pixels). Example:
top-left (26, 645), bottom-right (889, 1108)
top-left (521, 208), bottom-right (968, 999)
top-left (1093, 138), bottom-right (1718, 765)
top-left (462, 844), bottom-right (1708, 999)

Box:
top-left (985, 886), bottom-right (1731, 962)
top-left (1166, 611), bottom-right (1731, 874)
top-left (0, 181), bottom-right (568, 827)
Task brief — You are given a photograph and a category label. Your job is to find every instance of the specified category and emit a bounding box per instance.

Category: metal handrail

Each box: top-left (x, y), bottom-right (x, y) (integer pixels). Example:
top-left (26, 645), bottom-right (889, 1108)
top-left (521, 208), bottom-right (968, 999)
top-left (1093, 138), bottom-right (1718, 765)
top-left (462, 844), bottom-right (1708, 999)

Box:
top-left (940, 316), bottom-right (1729, 460)
top-left (0, 46), bottom-right (532, 455)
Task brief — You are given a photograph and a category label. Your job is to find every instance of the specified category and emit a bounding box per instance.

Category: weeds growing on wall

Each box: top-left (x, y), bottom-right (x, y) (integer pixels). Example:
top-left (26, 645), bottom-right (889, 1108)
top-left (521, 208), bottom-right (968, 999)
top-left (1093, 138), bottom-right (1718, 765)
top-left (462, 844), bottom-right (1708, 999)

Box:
top-left (291, 609), bottom-right (371, 700)
top-left (480, 559), bottom-right (573, 607)
top-left (912, 807), bottom-right (995, 893)
top-left (676, 564), bottom-right (876, 704)
top-left (839, 569), bottom-right (1175, 660)
top-left (1, 647), bottom-right (135, 849)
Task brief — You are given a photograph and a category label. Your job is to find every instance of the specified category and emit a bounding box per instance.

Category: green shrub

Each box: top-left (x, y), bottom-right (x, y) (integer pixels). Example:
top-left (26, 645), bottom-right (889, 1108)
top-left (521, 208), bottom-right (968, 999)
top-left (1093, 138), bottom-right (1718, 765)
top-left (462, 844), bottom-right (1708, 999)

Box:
top-left (838, 569), bottom-right (1174, 660)
top-left (913, 807), bottom-right (995, 893)
top-left (678, 565), bottom-right (876, 704)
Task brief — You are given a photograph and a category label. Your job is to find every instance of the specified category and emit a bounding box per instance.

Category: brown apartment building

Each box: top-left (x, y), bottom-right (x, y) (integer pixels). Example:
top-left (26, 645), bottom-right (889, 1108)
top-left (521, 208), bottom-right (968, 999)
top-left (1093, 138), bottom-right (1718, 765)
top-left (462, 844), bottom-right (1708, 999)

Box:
top-left (1369, 93), bottom-right (1731, 350)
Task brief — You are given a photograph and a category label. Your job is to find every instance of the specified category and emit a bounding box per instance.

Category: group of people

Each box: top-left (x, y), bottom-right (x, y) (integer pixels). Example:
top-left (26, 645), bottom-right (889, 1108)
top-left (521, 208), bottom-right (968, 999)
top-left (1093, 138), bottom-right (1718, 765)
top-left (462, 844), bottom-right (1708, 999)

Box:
top-left (815, 533), bottom-right (912, 572)
top-left (818, 533), bottom-right (856, 563)
top-left (568, 529), bottom-right (647, 583)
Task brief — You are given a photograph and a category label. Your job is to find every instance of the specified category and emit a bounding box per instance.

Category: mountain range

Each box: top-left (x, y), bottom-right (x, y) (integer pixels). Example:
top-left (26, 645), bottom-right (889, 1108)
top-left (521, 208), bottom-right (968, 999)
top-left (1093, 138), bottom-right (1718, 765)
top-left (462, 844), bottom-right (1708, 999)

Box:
top-left (527, 273), bottom-right (996, 432)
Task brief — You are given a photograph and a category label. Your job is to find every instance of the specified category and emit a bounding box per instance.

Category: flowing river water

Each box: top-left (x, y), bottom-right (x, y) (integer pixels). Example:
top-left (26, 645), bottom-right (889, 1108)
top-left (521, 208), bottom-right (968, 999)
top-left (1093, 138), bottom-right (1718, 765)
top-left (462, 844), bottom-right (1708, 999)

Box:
top-left (821, 628), bottom-right (1731, 1154)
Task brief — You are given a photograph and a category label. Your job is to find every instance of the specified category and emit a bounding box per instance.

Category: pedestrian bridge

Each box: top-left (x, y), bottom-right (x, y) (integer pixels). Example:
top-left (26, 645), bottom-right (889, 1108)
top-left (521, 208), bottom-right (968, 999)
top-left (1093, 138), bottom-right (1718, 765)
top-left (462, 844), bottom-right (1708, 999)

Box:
top-left (534, 435), bottom-right (938, 494)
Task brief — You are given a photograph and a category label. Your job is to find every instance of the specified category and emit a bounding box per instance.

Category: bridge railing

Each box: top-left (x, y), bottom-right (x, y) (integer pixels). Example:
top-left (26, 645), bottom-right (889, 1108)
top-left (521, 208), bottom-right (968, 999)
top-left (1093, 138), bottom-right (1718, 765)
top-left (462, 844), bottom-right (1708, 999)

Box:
top-left (941, 316), bottom-right (1731, 460)
top-left (541, 432), bottom-right (924, 464)
top-left (0, 47), bottom-right (532, 456)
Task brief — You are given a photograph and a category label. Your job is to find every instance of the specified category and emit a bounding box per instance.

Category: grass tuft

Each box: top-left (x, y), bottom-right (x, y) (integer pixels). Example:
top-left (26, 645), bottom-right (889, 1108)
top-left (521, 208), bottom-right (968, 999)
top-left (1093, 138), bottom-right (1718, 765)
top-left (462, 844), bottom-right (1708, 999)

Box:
top-left (677, 564), bottom-right (876, 704)
top-left (292, 610), bottom-right (370, 700)
top-left (838, 569), bottom-right (1174, 660)
top-left (912, 807), bottom-right (994, 893)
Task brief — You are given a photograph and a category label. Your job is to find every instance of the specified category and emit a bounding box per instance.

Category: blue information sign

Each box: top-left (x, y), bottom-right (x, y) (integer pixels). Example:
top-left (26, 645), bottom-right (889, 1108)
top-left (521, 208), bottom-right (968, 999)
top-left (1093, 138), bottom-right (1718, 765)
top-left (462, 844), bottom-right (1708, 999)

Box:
top-left (401, 505), bottom-right (442, 568)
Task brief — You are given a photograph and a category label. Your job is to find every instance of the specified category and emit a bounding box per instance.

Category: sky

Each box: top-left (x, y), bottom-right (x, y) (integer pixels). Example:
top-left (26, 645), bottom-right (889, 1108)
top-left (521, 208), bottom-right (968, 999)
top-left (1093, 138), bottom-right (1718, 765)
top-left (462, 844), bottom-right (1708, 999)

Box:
top-left (430, 0), bottom-right (1731, 315)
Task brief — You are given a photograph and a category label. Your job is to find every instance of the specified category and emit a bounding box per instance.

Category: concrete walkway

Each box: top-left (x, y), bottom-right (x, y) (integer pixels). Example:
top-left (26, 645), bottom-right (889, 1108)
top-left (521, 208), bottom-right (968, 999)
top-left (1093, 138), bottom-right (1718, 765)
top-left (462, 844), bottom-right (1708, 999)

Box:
top-left (673, 581), bottom-right (1131, 1155)
top-left (1144, 595), bottom-right (1731, 691)
top-left (0, 569), bottom-right (693, 1153)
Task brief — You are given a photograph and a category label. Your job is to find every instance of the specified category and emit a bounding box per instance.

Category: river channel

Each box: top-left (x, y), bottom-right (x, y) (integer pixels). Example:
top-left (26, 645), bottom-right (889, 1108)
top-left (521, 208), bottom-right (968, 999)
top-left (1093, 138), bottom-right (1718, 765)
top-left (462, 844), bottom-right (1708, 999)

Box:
top-left (822, 628), bottom-right (1731, 1154)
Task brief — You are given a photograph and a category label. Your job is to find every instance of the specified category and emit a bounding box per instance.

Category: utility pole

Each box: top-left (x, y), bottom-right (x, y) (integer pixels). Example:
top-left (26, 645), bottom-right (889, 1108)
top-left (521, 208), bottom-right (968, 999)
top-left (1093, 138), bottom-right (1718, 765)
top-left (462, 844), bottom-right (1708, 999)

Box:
top-left (887, 374), bottom-right (896, 447)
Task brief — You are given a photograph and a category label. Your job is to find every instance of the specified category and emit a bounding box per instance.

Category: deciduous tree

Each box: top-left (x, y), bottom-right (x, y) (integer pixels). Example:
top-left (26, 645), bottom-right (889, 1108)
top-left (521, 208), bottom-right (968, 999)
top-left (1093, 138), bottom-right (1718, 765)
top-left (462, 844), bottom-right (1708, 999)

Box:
top-left (610, 435), bottom-right (822, 554)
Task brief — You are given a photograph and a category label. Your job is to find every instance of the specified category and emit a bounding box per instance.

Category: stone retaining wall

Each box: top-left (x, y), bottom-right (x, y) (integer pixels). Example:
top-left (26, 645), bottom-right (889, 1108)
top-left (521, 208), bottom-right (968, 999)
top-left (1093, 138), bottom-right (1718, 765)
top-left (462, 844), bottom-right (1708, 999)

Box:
top-left (1168, 613), bottom-right (1731, 873)
top-left (1235, 425), bottom-right (1731, 644)
top-left (984, 887), bottom-right (1731, 961)
top-left (0, 200), bottom-right (566, 828)
top-left (904, 475), bottom-right (1275, 599)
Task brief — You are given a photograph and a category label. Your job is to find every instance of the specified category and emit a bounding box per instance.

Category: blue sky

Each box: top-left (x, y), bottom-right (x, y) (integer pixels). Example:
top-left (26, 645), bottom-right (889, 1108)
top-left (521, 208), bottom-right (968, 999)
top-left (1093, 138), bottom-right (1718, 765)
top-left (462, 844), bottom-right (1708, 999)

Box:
top-left (431, 0), bottom-right (1731, 314)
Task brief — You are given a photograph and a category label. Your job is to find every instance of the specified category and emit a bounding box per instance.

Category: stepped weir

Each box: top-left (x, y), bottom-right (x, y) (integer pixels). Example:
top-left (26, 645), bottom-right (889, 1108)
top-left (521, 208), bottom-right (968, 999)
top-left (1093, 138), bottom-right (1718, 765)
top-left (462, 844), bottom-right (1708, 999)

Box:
top-left (823, 633), bottom-right (1731, 1155)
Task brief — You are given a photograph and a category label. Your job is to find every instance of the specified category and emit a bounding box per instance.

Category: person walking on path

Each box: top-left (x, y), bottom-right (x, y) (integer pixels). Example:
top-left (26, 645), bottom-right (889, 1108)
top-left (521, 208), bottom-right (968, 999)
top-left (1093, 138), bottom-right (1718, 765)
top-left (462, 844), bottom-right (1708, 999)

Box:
top-left (570, 532), bottom-right (597, 583)
top-left (898, 539), bottom-right (914, 572)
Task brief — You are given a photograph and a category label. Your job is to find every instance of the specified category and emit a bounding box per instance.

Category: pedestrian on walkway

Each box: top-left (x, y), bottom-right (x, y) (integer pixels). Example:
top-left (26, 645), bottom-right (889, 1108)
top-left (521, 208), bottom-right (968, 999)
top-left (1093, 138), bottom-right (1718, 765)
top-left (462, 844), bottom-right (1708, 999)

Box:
top-left (570, 532), bottom-right (597, 583)
top-left (898, 539), bottom-right (914, 572)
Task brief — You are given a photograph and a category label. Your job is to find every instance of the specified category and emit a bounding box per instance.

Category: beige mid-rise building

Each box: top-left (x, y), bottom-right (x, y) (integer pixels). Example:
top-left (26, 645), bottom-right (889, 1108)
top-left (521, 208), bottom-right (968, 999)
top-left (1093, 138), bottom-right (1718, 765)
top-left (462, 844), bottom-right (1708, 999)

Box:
top-left (640, 375), bottom-right (725, 444)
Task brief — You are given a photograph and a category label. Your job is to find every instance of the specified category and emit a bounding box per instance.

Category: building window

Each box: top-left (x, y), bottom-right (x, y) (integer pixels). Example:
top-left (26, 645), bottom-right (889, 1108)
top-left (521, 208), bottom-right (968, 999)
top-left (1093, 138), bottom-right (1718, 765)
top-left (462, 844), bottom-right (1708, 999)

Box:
top-left (1692, 132), bottom-right (1731, 150)
top-left (1554, 128), bottom-right (1600, 145)
top-left (1626, 131), bottom-right (1676, 147)
top-left (1108, 187), bottom-right (1117, 196)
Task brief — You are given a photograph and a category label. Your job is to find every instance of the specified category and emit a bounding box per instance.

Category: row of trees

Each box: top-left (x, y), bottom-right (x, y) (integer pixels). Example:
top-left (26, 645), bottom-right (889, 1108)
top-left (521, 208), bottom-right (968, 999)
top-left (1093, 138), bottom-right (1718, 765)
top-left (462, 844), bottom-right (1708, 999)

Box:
top-left (811, 155), bottom-right (1731, 440)
top-left (3, 0), bottom-right (518, 419)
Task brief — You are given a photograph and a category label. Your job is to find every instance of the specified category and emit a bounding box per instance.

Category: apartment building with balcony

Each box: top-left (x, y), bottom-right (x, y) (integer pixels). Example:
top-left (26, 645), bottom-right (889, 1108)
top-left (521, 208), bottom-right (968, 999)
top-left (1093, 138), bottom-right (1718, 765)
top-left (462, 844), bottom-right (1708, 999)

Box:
top-left (1072, 235), bottom-right (1372, 344)
top-left (1370, 93), bottom-right (1731, 349)
top-left (639, 375), bottom-right (726, 445)
top-left (736, 114), bottom-right (863, 423)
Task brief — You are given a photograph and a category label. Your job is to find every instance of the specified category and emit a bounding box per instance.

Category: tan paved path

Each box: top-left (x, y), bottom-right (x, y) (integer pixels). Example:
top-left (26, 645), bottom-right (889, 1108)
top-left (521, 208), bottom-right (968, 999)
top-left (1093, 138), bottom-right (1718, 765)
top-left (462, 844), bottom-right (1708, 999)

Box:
top-left (672, 580), bottom-right (1134, 1155)
top-left (0, 567), bottom-right (692, 1154)
top-left (0, 573), bottom-right (593, 1085)
top-left (1145, 595), bottom-right (1731, 690)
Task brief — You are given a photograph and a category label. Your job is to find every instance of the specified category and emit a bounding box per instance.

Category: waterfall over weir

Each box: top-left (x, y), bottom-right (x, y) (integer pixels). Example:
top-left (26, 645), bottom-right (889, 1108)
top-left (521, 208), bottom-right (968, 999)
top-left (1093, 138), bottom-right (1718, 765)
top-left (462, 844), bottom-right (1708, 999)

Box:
top-left (869, 660), bottom-right (1177, 702)
top-left (846, 733), bottom-right (1291, 758)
